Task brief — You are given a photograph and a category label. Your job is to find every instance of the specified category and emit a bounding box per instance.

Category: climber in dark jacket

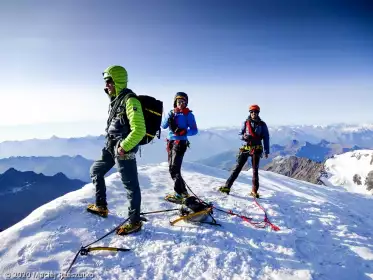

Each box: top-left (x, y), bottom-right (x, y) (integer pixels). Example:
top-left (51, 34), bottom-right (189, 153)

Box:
top-left (219, 104), bottom-right (270, 198)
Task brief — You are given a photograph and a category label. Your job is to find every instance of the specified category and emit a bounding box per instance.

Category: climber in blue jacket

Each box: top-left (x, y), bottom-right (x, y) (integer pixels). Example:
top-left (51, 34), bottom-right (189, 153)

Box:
top-left (161, 92), bottom-right (198, 203)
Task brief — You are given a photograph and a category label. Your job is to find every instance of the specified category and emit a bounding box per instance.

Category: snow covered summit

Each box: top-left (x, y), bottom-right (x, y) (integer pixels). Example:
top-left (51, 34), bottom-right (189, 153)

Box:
top-left (0, 162), bottom-right (373, 279)
top-left (323, 149), bottom-right (373, 195)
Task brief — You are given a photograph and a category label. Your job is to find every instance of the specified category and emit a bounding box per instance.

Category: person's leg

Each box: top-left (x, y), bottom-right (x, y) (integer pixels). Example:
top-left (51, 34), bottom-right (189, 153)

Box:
top-left (251, 152), bottom-right (261, 195)
top-left (116, 152), bottom-right (141, 224)
top-left (170, 141), bottom-right (188, 195)
top-left (90, 147), bottom-right (115, 207)
top-left (168, 140), bottom-right (175, 180)
top-left (225, 150), bottom-right (249, 188)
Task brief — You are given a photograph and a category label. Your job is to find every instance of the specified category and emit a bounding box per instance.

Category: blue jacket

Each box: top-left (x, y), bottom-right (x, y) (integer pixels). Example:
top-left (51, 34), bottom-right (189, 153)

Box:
top-left (239, 117), bottom-right (270, 154)
top-left (161, 109), bottom-right (198, 140)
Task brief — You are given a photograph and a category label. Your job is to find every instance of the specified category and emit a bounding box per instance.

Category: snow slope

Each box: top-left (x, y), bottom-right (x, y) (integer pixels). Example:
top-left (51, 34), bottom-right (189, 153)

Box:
top-left (1, 162), bottom-right (373, 279)
top-left (323, 150), bottom-right (373, 195)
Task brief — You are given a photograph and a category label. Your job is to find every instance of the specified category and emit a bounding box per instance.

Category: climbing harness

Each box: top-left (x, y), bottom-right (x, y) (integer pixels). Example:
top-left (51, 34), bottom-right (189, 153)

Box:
top-left (239, 144), bottom-right (263, 155)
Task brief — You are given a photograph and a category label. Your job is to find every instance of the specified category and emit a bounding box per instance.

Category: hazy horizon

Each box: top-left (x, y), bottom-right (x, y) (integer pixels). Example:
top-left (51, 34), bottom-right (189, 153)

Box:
top-left (1, 120), bottom-right (372, 142)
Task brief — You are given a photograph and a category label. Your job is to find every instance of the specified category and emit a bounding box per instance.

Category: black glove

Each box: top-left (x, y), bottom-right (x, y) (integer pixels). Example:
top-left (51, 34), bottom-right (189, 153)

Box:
top-left (168, 117), bottom-right (177, 132)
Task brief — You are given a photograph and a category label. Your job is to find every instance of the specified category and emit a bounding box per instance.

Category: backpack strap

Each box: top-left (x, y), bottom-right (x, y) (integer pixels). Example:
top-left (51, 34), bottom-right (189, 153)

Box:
top-left (105, 89), bottom-right (135, 134)
top-left (122, 91), bottom-right (137, 104)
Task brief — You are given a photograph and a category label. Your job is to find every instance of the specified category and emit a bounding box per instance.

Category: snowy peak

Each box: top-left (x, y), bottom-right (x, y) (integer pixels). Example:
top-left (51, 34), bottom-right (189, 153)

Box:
top-left (323, 149), bottom-right (373, 195)
top-left (268, 123), bottom-right (373, 147)
top-left (262, 150), bottom-right (373, 195)
top-left (340, 123), bottom-right (373, 132)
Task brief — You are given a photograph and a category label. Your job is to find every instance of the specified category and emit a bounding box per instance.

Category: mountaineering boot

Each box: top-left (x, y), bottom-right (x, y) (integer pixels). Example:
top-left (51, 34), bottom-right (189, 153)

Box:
top-left (164, 192), bottom-right (188, 204)
top-left (218, 186), bottom-right (231, 195)
top-left (250, 191), bottom-right (260, 199)
top-left (116, 221), bottom-right (143, 235)
top-left (87, 204), bottom-right (109, 218)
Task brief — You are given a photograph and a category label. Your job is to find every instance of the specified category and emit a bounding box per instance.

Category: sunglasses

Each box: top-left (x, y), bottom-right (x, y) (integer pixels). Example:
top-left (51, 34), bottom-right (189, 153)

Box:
top-left (176, 99), bottom-right (186, 104)
top-left (250, 110), bottom-right (259, 114)
top-left (105, 77), bottom-right (114, 84)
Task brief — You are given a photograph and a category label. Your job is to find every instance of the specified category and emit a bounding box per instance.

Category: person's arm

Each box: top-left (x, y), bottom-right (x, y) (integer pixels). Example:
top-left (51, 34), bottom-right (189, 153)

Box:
top-left (262, 122), bottom-right (270, 155)
top-left (120, 97), bottom-right (146, 151)
top-left (186, 112), bottom-right (198, 136)
top-left (161, 110), bottom-right (172, 129)
top-left (239, 121), bottom-right (247, 141)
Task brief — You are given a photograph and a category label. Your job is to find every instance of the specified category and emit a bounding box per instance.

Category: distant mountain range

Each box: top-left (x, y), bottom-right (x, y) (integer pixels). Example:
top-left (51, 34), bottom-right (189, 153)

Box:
top-left (267, 123), bottom-right (373, 147)
top-left (0, 132), bottom-right (238, 164)
top-left (0, 135), bottom-right (106, 160)
top-left (197, 139), bottom-right (364, 171)
top-left (0, 168), bottom-right (86, 230)
top-left (0, 155), bottom-right (116, 182)
top-left (0, 123), bottom-right (372, 164)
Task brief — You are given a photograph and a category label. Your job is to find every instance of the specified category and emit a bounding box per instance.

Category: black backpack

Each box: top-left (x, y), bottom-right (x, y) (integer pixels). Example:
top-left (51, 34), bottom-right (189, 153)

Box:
top-left (180, 196), bottom-right (213, 223)
top-left (124, 93), bottom-right (163, 145)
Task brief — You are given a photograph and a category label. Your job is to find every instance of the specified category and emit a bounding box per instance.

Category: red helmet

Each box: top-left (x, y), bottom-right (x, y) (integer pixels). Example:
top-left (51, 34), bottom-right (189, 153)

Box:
top-left (249, 104), bottom-right (260, 112)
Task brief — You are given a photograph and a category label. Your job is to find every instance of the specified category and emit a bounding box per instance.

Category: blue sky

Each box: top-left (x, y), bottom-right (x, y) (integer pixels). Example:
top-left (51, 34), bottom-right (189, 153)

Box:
top-left (0, 0), bottom-right (372, 139)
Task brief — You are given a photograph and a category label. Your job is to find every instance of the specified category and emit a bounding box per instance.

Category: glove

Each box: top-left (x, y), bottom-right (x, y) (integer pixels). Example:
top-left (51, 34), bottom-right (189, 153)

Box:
top-left (264, 153), bottom-right (269, 159)
top-left (168, 117), bottom-right (177, 132)
top-left (174, 128), bottom-right (187, 136)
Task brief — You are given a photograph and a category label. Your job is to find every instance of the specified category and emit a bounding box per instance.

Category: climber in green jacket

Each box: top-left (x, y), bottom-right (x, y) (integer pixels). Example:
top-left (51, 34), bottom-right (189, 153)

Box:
top-left (87, 65), bottom-right (146, 235)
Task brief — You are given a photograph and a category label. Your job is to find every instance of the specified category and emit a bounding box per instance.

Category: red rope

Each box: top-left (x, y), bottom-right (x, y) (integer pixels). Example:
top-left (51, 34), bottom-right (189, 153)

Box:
top-left (215, 198), bottom-right (280, 231)
top-left (183, 178), bottom-right (280, 231)
top-left (253, 198), bottom-right (280, 231)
